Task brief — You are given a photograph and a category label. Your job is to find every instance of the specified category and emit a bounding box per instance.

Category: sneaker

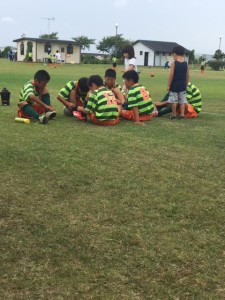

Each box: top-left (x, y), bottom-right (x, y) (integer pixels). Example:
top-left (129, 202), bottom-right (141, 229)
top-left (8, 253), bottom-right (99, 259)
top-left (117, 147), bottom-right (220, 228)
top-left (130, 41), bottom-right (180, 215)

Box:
top-left (177, 115), bottom-right (185, 120)
top-left (45, 111), bottom-right (56, 121)
top-left (170, 115), bottom-right (177, 120)
top-left (73, 111), bottom-right (87, 121)
top-left (39, 115), bottom-right (48, 124)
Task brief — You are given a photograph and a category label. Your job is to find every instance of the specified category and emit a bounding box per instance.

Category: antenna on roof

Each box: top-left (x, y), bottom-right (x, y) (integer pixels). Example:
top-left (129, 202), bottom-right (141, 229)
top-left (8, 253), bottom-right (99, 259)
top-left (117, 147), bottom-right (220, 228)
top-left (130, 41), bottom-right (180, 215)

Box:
top-left (41, 17), bottom-right (55, 38)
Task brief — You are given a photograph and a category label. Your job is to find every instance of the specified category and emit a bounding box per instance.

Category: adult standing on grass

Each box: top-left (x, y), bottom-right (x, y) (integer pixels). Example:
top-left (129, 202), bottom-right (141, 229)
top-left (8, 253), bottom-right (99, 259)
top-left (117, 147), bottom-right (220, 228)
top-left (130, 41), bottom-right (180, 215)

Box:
top-left (17, 70), bottom-right (56, 124)
top-left (28, 50), bottom-right (33, 63)
top-left (55, 50), bottom-right (62, 66)
top-left (112, 56), bottom-right (117, 69)
top-left (200, 60), bottom-right (206, 75)
top-left (167, 46), bottom-right (189, 119)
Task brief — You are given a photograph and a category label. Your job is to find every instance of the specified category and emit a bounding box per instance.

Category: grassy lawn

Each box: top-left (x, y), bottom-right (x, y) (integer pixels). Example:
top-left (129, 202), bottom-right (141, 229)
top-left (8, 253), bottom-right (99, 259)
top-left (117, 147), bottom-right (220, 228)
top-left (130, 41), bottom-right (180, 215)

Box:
top-left (0, 59), bottom-right (225, 299)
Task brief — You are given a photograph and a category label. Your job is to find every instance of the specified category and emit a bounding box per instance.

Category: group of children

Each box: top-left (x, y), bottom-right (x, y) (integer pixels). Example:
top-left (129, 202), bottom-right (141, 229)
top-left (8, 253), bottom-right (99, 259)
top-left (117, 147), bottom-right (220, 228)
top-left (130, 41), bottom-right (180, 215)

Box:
top-left (17, 45), bottom-right (202, 126)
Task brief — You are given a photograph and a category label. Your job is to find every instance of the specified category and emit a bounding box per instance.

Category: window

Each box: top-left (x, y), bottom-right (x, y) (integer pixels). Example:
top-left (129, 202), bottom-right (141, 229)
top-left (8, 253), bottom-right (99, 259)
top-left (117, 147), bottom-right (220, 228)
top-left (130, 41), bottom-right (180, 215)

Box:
top-left (20, 42), bottom-right (24, 55)
top-left (140, 51), bottom-right (143, 55)
top-left (61, 47), bottom-right (64, 53)
top-left (44, 44), bottom-right (51, 53)
top-left (67, 44), bottom-right (73, 54)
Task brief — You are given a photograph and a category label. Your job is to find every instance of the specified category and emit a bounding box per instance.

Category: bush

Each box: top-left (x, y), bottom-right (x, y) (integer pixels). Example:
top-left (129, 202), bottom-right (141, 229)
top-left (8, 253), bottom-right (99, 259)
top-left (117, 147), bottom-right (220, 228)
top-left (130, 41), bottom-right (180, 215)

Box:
top-left (208, 60), bottom-right (225, 71)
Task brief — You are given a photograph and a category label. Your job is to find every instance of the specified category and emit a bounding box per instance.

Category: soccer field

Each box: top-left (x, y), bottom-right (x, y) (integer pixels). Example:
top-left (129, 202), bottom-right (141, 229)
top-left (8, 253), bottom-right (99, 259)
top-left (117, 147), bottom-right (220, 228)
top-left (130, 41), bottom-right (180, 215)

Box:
top-left (1, 59), bottom-right (225, 299)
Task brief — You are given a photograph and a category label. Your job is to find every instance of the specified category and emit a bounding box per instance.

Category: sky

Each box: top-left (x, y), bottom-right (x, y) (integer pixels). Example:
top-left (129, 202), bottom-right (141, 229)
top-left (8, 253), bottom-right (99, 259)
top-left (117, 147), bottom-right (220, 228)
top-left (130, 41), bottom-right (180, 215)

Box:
top-left (0, 0), bottom-right (224, 55)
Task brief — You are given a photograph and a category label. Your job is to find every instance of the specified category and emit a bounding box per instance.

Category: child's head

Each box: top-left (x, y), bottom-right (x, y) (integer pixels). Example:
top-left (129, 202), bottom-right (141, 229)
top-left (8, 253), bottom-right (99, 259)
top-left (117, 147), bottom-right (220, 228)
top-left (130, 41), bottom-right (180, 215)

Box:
top-left (122, 70), bottom-right (139, 89)
top-left (104, 68), bottom-right (116, 89)
top-left (122, 45), bottom-right (135, 59)
top-left (78, 77), bottom-right (89, 93)
top-left (172, 46), bottom-right (185, 57)
top-left (87, 75), bottom-right (104, 91)
top-left (34, 70), bottom-right (50, 89)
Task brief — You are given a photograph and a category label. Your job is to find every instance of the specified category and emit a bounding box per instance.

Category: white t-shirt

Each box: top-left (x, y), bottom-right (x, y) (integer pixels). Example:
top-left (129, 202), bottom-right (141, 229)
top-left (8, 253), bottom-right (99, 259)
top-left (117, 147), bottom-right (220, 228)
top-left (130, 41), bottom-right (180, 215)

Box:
top-left (55, 52), bottom-right (61, 62)
top-left (124, 57), bottom-right (137, 71)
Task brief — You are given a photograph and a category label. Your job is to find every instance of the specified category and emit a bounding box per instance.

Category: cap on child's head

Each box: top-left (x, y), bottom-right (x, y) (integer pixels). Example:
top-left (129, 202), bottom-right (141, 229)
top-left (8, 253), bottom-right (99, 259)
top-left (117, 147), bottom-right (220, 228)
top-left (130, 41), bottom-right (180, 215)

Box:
top-left (172, 46), bottom-right (185, 56)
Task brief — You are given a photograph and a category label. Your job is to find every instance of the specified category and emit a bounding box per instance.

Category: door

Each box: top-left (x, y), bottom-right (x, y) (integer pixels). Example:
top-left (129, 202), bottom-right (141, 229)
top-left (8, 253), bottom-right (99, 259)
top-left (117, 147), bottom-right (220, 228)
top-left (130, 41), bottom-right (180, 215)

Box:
top-left (144, 52), bottom-right (149, 66)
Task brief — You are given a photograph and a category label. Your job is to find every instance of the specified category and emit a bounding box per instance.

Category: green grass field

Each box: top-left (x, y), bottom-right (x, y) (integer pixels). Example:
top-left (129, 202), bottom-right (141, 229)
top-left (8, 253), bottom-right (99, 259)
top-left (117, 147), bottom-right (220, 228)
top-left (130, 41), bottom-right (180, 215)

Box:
top-left (1, 59), bottom-right (225, 299)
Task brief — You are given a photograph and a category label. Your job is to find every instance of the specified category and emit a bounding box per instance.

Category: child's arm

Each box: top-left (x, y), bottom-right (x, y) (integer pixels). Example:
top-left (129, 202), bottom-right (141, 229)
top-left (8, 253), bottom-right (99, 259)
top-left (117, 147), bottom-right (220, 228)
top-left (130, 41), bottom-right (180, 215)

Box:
top-left (77, 106), bottom-right (90, 115)
top-left (167, 62), bottom-right (175, 91)
top-left (186, 65), bottom-right (190, 88)
top-left (57, 95), bottom-right (75, 109)
top-left (112, 87), bottom-right (125, 105)
top-left (133, 106), bottom-right (145, 126)
top-left (29, 94), bottom-right (54, 111)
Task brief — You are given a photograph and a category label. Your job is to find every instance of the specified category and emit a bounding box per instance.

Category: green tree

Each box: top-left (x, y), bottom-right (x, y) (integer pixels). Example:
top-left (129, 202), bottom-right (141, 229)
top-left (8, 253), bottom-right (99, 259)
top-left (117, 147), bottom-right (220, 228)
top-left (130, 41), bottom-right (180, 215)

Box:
top-left (97, 35), bottom-right (131, 58)
top-left (213, 49), bottom-right (225, 60)
top-left (71, 36), bottom-right (95, 50)
top-left (0, 46), bottom-right (11, 58)
top-left (188, 49), bottom-right (196, 64)
top-left (39, 32), bottom-right (59, 39)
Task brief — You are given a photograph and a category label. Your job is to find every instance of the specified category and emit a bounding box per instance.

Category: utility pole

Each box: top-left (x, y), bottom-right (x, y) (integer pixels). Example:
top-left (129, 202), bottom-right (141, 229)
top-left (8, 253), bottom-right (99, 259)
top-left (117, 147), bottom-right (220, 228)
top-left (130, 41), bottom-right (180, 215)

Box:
top-left (41, 17), bottom-right (55, 38)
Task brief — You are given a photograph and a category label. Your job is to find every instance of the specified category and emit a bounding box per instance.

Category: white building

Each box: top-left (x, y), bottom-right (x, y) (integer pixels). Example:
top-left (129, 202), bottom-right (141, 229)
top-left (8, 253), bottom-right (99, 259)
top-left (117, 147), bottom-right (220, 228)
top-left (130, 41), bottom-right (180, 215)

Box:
top-left (13, 37), bottom-right (81, 64)
top-left (133, 40), bottom-right (190, 67)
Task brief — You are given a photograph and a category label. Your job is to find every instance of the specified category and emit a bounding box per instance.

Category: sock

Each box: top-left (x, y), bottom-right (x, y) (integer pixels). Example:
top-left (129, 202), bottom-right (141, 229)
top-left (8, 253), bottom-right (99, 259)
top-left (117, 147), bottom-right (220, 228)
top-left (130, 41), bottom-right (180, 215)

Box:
top-left (42, 93), bottom-right (51, 106)
top-left (22, 105), bottom-right (40, 119)
top-left (158, 106), bottom-right (172, 116)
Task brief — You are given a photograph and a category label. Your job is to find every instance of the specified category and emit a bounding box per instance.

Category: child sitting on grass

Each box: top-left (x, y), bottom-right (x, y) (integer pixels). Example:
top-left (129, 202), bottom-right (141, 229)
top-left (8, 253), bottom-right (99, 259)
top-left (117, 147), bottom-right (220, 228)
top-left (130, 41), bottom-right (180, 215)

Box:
top-left (57, 77), bottom-right (89, 120)
top-left (121, 70), bottom-right (157, 125)
top-left (17, 70), bottom-right (56, 124)
top-left (74, 75), bottom-right (119, 126)
top-left (104, 68), bottom-right (125, 115)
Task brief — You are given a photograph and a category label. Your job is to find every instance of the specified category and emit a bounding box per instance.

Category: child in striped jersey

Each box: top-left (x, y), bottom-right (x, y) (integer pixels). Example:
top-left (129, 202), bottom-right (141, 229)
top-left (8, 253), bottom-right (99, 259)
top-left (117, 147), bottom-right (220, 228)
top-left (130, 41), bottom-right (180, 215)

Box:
top-left (57, 77), bottom-right (89, 117)
top-left (121, 70), bottom-right (157, 125)
top-left (17, 70), bottom-right (56, 124)
top-left (75, 75), bottom-right (119, 126)
top-left (104, 68), bottom-right (125, 115)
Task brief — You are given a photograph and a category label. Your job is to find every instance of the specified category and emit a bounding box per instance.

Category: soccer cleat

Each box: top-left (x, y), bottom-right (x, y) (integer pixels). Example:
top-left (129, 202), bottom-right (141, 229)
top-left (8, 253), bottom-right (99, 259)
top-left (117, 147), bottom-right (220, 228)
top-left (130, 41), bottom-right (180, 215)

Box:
top-left (177, 115), bottom-right (185, 120)
top-left (45, 111), bottom-right (56, 121)
top-left (39, 115), bottom-right (48, 124)
top-left (73, 111), bottom-right (87, 121)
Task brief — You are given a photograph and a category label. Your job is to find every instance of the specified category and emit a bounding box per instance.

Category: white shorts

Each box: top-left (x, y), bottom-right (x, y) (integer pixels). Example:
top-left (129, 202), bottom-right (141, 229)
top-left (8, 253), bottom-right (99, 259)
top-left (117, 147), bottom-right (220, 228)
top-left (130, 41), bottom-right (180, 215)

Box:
top-left (167, 91), bottom-right (187, 104)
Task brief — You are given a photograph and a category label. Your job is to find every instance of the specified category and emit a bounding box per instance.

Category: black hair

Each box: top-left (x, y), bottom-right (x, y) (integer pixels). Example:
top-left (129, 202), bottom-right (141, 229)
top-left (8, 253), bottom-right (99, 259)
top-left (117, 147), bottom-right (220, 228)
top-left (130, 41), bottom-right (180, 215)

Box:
top-left (87, 75), bottom-right (104, 87)
top-left (78, 77), bottom-right (89, 92)
top-left (105, 68), bottom-right (116, 78)
top-left (34, 70), bottom-right (50, 82)
top-left (172, 46), bottom-right (185, 56)
top-left (122, 44), bottom-right (135, 59)
top-left (122, 70), bottom-right (139, 83)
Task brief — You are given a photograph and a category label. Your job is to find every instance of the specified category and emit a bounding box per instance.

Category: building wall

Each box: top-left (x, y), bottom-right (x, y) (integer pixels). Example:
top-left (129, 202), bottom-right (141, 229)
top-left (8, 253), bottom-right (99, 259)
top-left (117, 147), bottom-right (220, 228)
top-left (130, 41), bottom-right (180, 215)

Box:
top-left (15, 39), bottom-right (80, 63)
top-left (134, 42), bottom-right (189, 67)
top-left (134, 43), bottom-right (154, 66)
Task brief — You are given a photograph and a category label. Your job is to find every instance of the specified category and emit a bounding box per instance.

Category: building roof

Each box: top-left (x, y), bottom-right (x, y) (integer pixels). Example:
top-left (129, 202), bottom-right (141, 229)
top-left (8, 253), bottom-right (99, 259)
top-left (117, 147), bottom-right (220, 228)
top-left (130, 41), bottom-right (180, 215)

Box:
top-left (13, 37), bottom-right (79, 45)
top-left (133, 40), bottom-right (190, 54)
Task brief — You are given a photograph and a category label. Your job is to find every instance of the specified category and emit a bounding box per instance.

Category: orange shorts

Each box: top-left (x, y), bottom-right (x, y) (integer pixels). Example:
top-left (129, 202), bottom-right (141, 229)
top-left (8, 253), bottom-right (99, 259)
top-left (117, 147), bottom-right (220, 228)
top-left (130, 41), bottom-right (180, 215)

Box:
top-left (17, 104), bottom-right (45, 118)
top-left (122, 110), bottom-right (154, 121)
top-left (177, 104), bottom-right (198, 118)
top-left (90, 114), bottom-right (119, 126)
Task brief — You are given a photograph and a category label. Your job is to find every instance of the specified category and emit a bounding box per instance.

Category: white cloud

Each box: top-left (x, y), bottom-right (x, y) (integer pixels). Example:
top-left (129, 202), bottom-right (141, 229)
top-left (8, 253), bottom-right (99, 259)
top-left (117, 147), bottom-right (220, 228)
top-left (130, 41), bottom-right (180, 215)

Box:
top-left (1, 17), bottom-right (15, 23)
